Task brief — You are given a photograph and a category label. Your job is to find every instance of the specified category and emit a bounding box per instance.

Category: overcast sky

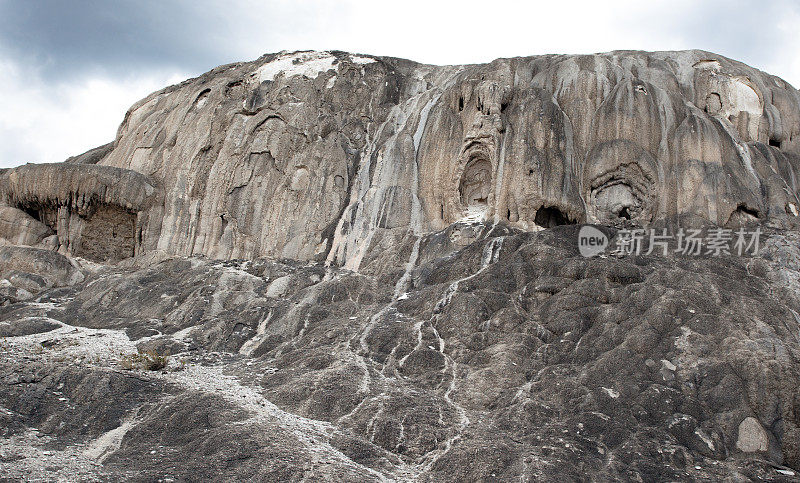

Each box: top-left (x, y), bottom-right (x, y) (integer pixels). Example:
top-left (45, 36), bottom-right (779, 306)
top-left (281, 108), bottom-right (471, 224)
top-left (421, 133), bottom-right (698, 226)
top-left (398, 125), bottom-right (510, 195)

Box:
top-left (1, 0), bottom-right (799, 168)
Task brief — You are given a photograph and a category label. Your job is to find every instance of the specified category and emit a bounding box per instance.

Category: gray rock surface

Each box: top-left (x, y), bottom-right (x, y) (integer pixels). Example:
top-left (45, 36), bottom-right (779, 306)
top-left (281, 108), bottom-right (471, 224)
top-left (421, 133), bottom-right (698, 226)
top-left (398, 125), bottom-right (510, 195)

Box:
top-left (0, 163), bottom-right (159, 261)
top-left (0, 224), bottom-right (799, 480)
top-left (1, 50), bottom-right (800, 481)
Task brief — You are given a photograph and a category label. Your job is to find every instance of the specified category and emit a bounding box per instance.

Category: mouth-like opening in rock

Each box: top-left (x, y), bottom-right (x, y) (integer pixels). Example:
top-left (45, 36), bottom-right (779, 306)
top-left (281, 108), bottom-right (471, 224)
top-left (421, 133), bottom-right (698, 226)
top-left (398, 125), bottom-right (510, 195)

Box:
top-left (769, 138), bottom-right (782, 149)
top-left (594, 182), bottom-right (641, 220)
top-left (459, 158), bottom-right (492, 208)
top-left (534, 206), bottom-right (574, 228)
top-left (13, 200), bottom-right (137, 263)
top-left (75, 203), bottom-right (137, 262)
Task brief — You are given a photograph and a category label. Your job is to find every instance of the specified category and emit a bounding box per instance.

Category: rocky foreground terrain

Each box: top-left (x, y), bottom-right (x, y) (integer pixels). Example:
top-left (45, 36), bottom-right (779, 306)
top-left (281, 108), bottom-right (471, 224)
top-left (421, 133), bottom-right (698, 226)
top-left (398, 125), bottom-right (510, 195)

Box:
top-left (1, 49), bottom-right (800, 481)
top-left (1, 224), bottom-right (800, 481)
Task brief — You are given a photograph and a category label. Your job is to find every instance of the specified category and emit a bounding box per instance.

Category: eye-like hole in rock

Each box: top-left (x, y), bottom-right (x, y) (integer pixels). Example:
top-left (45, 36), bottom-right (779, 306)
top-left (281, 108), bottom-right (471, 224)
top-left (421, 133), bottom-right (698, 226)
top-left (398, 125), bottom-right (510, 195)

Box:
top-left (769, 138), bottom-right (782, 149)
top-left (193, 89), bottom-right (211, 110)
top-left (459, 158), bottom-right (492, 207)
top-left (534, 206), bottom-right (574, 228)
top-left (704, 92), bottom-right (722, 115)
top-left (726, 204), bottom-right (760, 227)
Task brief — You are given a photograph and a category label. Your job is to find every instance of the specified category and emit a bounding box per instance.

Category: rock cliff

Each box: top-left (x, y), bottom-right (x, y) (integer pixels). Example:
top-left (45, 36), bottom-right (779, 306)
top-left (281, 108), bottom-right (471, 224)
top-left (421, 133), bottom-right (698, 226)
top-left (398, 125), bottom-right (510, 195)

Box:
top-left (1, 49), bottom-right (799, 266)
top-left (1, 50), bottom-right (800, 481)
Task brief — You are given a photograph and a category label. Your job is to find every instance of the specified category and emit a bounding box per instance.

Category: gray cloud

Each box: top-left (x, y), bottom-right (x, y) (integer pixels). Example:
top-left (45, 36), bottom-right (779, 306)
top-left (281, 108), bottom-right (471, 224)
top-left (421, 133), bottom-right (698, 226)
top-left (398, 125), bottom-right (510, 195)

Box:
top-left (0, 0), bottom-right (235, 79)
top-left (0, 0), bottom-right (359, 82)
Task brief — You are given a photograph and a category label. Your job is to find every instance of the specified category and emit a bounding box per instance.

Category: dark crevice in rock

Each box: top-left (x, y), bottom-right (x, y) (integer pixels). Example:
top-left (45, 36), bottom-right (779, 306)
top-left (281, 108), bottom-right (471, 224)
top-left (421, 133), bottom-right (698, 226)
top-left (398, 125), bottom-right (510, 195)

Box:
top-left (219, 213), bottom-right (228, 238)
top-left (735, 204), bottom-right (759, 219)
top-left (534, 206), bottom-right (574, 228)
top-left (318, 142), bottom-right (362, 262)
top-left (726, 203), bottom-right (761, 227)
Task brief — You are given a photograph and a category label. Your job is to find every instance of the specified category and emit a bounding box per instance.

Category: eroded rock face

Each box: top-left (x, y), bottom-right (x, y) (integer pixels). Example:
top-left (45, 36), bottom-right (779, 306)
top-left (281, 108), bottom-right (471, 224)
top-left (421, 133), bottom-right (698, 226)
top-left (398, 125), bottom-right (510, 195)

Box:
top-left (3, 49), bottom-right (795, 267)
top-left (1, 49), bottom-right (800, 480)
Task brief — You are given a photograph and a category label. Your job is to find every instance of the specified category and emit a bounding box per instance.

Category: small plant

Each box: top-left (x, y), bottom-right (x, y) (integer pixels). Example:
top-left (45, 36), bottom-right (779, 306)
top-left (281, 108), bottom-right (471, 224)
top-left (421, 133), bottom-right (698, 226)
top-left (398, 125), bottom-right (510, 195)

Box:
top-left (120, 349), bottom-right (169, 371)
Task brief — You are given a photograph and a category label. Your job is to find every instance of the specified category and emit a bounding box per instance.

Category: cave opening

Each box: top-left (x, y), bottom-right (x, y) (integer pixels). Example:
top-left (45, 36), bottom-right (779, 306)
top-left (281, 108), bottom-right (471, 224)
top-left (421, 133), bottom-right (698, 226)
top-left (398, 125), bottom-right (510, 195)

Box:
top-left (459, 158), bottom-right (492, 207)
top-left (534, 206), bottom-right (574, 228)
top-left (618, 206), bottom-right (632, 220)
top-left (20, 205), bottom-right (43, 223)
top-left (769, 138), bottom-right (782, 149)
top-left (13, 200), bottom-right (138, 262)
top-left (15, 202), bottom-right (57, 230)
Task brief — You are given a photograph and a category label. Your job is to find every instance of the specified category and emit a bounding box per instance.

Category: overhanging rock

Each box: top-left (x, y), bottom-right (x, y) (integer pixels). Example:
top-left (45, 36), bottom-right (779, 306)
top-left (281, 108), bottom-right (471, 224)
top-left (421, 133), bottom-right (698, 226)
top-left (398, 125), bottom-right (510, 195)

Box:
top-left (0, 163), bottom-right (160, 262)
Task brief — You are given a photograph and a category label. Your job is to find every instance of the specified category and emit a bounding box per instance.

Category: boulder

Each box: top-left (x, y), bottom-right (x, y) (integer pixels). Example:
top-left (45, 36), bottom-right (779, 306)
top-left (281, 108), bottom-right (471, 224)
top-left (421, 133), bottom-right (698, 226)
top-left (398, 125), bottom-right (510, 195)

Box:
top-left (0, 206), bottom-right (52, 245)
top-left (736, 416), bottom-right (770, 453)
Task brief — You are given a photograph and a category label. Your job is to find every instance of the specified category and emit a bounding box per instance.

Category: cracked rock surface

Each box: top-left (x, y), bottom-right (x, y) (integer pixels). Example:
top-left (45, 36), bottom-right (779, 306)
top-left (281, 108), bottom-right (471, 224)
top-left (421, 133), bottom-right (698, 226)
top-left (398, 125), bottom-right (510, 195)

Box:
top-left (1, 223), bottom-right (799, 481)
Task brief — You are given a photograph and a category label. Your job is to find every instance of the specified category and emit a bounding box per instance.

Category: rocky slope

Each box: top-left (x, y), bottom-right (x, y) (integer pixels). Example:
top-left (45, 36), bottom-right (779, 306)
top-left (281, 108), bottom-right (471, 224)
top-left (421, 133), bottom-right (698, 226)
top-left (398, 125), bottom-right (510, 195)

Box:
top-left (1, 224), bottom-right (800, 481)
top-left (1, 50), bottom-right (800, 481)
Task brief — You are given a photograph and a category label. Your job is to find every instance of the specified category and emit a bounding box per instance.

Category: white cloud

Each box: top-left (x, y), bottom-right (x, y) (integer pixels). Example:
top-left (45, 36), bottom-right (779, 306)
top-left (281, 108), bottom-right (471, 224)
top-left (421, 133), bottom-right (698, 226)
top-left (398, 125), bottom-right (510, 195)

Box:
top-left (219, 0), bottom-right (800, 84)
top-left (0, 59), bottom-right (187, 168)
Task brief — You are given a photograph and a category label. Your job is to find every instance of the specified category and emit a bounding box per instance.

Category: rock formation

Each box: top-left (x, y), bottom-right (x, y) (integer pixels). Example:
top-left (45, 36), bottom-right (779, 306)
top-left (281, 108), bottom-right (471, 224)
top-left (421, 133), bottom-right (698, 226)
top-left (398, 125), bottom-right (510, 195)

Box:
top-left (1, 49), bottom-right (799, 266)
top-left (0, 163), bottom-right (158, 262)
top-left (1, 50), bottom-right (800, 481)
